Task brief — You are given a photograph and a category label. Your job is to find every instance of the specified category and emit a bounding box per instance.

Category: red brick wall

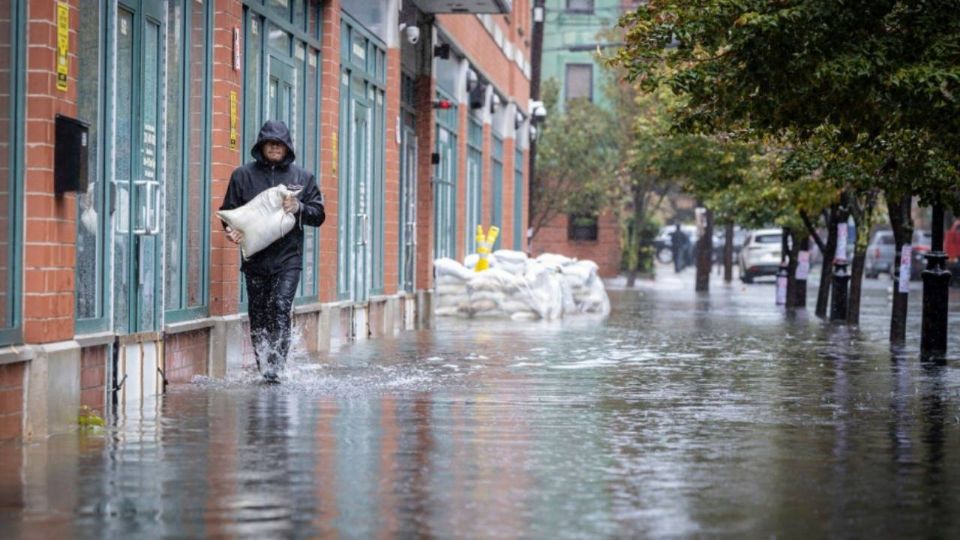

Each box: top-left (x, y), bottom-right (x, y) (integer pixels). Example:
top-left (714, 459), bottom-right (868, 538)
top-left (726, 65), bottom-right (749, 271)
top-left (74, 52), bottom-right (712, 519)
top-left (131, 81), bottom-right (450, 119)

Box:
top-left (164, 329), bottom-right (209, 384)
top-left (208, 0), bottom-right (244, 316)
top-left (414, 74), bottom-right (435, 291)
top-left (23, 0), bottom-right (80, 344)
top-left (532, 210), bottom-right (621, 278)
top-left (80, 345), bottom-right (107, 414)
top-left (436, 13), bottom-right (530, 106)
top-left (383, 47), bottom-right (401, 295)
top-left (318, 1), bottom-right (342, 303)
top-left (0, 361), bottom-right (25, 441)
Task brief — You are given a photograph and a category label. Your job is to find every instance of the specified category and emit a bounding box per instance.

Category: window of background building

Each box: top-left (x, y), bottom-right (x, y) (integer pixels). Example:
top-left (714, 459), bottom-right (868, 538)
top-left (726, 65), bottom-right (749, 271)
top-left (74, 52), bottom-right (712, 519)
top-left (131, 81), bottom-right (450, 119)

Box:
top-left (566, 0), bottom-right (594, 14)
top-left (568, 214), bottom-right (598, 241)
top-left (565, 63), bottom-right (593, 102)
top-left (1, 0), bottom-right (23, 345)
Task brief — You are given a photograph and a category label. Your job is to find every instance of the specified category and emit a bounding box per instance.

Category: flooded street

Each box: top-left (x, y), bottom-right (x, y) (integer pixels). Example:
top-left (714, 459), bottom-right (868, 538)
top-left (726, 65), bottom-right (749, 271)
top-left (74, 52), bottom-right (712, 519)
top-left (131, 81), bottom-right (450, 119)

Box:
top-left (3, 272), bottom-right (960, 538)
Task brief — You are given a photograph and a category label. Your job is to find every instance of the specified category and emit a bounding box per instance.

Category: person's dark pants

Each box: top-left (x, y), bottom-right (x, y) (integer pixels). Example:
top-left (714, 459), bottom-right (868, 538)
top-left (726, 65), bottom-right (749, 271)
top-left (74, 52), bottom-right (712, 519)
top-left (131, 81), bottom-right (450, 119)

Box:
top-left (244, 268), bottom-right (300, 374)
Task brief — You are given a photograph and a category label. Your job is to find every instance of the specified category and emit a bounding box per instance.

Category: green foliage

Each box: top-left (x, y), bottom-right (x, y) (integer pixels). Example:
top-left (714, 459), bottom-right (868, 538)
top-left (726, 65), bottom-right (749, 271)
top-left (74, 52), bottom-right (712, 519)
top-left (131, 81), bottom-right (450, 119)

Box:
top-left (614, 0), bottom-right (960, 212)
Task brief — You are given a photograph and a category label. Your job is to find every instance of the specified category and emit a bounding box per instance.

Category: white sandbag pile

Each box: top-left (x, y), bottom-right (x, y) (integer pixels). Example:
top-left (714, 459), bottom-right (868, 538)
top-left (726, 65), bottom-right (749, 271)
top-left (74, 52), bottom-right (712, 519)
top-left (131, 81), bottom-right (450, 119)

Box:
top-left (434, 250), bottom-right (610, 320)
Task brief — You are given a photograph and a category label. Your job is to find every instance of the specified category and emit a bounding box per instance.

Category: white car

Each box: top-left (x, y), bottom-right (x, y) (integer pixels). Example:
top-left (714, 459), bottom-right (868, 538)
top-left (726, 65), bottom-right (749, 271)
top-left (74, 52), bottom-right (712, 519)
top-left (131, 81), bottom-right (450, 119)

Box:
top-left (739, 228), bottom-right (783, 283)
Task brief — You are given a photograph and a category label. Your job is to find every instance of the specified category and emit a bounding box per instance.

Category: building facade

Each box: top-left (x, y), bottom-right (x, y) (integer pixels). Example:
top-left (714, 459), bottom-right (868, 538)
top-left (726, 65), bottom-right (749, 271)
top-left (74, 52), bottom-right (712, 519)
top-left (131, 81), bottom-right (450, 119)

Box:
top-left (0, 0), bottom-right (532, 442)
top-left (529, 0), bottom-right (625, 277)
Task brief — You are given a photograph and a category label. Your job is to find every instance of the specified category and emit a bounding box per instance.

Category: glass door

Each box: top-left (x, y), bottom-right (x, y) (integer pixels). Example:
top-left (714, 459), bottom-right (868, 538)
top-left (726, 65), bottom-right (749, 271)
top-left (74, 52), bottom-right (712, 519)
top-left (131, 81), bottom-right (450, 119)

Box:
top-left (113, 1), bottom-right (164, 334)
top-left (398, 124), bottom-right (417, 293)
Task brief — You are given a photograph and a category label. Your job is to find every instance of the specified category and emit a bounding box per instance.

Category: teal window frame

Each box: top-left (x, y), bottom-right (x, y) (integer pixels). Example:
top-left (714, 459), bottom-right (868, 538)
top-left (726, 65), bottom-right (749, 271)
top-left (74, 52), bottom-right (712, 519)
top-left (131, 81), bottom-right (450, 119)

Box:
top-left (73, 0), bottom-right (111, 335)
top-left (514, 145), bottom-right (524, 250)
top-left (0, 0), bottom-right (25, 346)
top-left (336, 13), bottom-right (386, 301)
top-left (240, 1), bottom-right (324, 308)
top-left (490, 133), bottom-right (504, 251)
top-left (433, 88), bottom-right (458, 261)
top-left (465, 117), bottom-right (484, 254)
top-left (398, 72), bottom-right (417, 293)
top-left (165, 0), bottom-right (214, 324)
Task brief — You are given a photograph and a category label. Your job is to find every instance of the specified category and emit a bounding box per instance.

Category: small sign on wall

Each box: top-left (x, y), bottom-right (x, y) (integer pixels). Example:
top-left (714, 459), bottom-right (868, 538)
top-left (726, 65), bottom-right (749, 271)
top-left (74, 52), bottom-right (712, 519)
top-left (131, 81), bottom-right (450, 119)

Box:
top-left (229, 91), bottom-right (238, 149)
top-left (56, 2), bottom-right (70, 91)
top-left (233, 28), bottom-right (241, 72)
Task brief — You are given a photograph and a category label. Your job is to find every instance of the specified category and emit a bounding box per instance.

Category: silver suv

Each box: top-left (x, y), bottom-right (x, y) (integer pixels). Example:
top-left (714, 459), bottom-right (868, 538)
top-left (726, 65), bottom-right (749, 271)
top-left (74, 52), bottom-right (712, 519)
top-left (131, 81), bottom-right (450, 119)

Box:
top-left (865, 230), bottom-right (895, 278)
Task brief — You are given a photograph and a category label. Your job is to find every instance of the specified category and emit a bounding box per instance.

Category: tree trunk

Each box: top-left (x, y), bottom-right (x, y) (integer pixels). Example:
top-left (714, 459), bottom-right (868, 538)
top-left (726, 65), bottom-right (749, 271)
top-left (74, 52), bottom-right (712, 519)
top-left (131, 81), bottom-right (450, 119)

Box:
top-left (785, 228), bottom-right (801, 308)
top-left (723, 222), bottom-right (734, 283)
top-left (816, 207), bottom-right (840, 318)
top-left (696, 209), bottom-right (714, 292)
top-left (624, 185), bottom-right (645, 288)
top-left (846, 194), bottom-right (877, 326)
top-left (888, 193), bottom-right (912, 345)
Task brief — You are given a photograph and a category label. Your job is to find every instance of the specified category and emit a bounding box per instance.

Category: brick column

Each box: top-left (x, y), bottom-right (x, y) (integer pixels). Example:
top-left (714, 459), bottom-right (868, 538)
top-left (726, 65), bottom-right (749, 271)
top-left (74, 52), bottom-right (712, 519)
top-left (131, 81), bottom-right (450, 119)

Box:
top-left (318, 1), bottom-right (341, 303)
top-left (502, 137), bottom-right (516, 249)
top-left (414, 74), bottom-right (435, 291)
top-left (23, 0), bottom-right (79, 344)
top-left (208, 0), bottom-right (243, 317)
top-left (382, 47), bottom-right (401, 295)
top-left (455, 106), bottom-right (468, 262)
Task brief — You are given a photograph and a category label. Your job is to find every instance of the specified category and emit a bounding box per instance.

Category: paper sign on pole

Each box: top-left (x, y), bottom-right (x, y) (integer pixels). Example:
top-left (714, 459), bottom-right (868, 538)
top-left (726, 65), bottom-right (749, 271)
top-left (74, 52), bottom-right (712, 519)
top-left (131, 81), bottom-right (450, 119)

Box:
top-left (898, 245), bottom-right (912, 294)
top-left (796, 251), bottom-right (810, 280)
top-left (836, 223), bottom-right (848, 261)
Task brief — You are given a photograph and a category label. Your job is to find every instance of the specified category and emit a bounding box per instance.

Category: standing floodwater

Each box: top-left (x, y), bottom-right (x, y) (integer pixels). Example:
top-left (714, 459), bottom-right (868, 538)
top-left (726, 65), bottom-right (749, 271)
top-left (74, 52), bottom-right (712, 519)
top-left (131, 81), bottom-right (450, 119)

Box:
top-left (2, 275), bottom-right (960, 538)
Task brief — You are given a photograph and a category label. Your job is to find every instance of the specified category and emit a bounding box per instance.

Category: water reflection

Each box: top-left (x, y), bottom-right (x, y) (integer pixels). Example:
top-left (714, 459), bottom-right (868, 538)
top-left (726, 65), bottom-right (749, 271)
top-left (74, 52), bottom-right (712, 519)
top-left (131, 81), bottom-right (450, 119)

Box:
top-left (0, 283), bottom-right (959, 538)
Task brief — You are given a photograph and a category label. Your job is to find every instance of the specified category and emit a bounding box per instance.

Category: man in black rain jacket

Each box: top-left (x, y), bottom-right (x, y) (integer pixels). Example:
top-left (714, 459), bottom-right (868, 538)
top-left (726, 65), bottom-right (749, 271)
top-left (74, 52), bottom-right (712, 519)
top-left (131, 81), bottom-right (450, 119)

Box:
top-left (220, 120), bottom-right (325, 383)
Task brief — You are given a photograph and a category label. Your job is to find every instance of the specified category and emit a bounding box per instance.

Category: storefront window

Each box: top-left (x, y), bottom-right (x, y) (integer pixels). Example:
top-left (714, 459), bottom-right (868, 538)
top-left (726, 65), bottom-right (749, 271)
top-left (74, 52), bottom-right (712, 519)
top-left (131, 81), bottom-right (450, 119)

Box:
top-left (75, 0), bottom-right (105, 327)
top-left (165, 0), bottom-right (211, 320)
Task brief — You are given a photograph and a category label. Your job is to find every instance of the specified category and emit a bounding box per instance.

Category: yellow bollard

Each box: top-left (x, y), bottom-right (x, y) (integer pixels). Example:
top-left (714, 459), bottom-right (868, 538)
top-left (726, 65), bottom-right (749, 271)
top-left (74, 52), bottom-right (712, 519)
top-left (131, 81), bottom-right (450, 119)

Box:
top-left (474, 225), bottom-right (500, 271)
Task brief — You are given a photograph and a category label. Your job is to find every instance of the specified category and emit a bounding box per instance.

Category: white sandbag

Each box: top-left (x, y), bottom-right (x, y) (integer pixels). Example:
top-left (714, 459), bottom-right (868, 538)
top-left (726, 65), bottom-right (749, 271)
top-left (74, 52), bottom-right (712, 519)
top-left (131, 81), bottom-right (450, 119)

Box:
top-left (466, 268), bottom-right (520, 293)
top-left (435, 258), bottom-right (473, 281)
top-left (536, 253), bottom-right (574, 268)
top-left (216, 185), bottom-right (301, 259)
top-left (493, 250), bottom-right (527, 275)
top-left (510, 311), bottom-right (540, 321)
top-left (436, 283), bottom-right (468, 296)
top-left (562, 260), bottom-right (599, 289)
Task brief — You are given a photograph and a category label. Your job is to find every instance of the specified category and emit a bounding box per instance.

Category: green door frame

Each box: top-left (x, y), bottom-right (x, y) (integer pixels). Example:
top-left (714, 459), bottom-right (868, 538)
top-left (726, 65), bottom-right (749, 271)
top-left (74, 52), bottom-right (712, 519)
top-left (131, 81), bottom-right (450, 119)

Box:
top-left (433, 89), bottom-right (458, 261)
top-left (337, 14), bottom-right (385, 302)
top-left (0, 0), bottom-right (25, 346)
top-left (112, 0), bottom-right (165, 334)
top-left (465, 117), bottom-right (484, 254)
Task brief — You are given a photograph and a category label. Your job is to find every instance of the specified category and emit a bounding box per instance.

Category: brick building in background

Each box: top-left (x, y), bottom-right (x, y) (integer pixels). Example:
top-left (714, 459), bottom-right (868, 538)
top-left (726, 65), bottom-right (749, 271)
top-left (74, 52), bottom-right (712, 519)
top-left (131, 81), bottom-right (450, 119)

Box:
top-left (0, 0), bottom-right (531, 442)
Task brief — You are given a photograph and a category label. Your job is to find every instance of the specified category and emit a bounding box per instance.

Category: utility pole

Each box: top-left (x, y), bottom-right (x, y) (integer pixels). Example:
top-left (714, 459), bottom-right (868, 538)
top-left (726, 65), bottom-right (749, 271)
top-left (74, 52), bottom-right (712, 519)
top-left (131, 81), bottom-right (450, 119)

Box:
top-left (527, 0), bottom-right (545, 250)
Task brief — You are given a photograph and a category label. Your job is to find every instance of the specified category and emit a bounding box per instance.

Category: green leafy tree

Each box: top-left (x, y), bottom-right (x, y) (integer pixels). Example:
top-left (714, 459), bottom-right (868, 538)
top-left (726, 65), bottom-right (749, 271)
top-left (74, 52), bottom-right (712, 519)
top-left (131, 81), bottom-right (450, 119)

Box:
top-left (529, 79), bottom-right (620, 245)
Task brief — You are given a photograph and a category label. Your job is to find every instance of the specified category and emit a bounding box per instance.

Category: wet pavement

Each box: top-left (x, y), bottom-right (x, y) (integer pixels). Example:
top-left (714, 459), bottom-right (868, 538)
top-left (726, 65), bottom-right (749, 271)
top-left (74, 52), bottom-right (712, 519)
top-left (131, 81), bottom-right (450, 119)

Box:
top-left (2, 269), bottom-right (960, 538)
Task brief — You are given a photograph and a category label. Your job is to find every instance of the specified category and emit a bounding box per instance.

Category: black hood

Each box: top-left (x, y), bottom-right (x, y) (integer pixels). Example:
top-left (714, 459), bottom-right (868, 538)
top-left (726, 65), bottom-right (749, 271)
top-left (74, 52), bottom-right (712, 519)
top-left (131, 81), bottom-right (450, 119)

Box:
top-left (251, 120), bottom-right (296, 167)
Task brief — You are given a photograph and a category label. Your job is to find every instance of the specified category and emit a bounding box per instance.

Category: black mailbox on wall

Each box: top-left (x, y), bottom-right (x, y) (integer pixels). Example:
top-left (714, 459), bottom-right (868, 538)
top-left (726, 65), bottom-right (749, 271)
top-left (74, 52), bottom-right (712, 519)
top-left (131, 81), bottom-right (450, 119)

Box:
top-left (55, 114), bottom-right (90, 195)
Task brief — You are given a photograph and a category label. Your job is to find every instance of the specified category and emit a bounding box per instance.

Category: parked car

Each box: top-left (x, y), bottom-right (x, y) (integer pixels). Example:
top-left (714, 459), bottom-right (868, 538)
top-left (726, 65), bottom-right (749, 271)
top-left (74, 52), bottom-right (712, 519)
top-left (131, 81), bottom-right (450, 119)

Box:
top-left (738, 228), bottom-right (783, 283)
top-left (864, 229), bottom-right (895, 278)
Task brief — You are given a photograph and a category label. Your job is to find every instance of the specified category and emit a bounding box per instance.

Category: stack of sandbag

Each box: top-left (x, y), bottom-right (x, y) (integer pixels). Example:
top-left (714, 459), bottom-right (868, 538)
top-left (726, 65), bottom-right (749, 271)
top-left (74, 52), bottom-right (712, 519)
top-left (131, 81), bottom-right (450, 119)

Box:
top-left (433, 252), bottom-right (610, 320)
top-left (434, 258), bottom-right (471, 316)
top-left (492, 249), bottom-right (528, 275)
top-left (561, 260), bottom-right (610, 316)
top-left (462, 268), bottom-right (521, 318)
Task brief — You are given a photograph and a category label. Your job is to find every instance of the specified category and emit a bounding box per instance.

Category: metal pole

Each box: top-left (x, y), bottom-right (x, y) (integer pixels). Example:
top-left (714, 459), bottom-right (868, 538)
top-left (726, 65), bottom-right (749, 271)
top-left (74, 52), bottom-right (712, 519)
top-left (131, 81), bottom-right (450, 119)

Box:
top-left (526, 0), bottom-right (546, 248)
top-left (921, 203), bottom-right (951, 357)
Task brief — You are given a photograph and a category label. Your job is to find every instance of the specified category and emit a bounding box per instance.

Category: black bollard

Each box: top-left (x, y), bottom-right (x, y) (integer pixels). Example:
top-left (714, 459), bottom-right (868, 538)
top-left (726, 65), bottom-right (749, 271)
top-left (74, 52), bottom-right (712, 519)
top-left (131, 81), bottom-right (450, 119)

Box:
top-left (830, 258), bottom-right (850, 322)
top-left (921, 204), bottom-right (951, 357)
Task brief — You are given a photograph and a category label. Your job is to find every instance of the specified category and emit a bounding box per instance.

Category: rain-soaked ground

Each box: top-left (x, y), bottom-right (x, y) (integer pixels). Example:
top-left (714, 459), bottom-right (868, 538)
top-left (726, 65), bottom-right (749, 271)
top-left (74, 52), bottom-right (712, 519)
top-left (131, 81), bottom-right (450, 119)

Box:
top-left (2, 268), bottom-right (960, 539)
